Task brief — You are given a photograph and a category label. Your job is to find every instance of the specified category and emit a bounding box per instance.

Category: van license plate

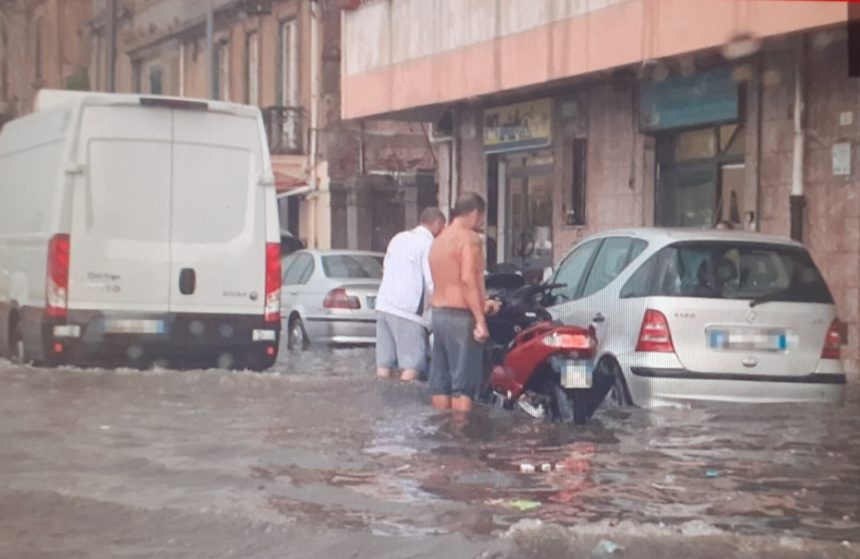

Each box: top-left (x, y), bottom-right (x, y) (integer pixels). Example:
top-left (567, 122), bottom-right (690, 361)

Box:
top-left (558, 359), bottom-right (593, 389)
top-left (104, 319), bottom-right (165, 335)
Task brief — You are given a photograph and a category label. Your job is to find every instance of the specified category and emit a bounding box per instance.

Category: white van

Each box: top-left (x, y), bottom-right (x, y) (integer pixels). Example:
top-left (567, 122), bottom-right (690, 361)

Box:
top-left (0, 90), bottom-right (281, 370)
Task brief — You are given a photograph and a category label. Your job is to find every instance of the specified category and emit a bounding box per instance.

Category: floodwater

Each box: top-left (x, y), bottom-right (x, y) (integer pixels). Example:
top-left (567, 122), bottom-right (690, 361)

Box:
top-left (1, 348), bottom-right (859, 558)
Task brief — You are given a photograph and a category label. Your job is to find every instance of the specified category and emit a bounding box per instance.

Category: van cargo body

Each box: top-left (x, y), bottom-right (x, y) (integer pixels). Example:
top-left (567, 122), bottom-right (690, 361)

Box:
top-left (0, 91), bottom-right (281, 370)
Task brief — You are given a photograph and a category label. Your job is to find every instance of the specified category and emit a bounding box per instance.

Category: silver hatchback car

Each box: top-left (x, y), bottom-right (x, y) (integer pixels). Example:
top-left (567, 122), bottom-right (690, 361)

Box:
top-left (280, 250), bottom-right (383, 350)
top-left (548, 228), bottom-right (847, 408)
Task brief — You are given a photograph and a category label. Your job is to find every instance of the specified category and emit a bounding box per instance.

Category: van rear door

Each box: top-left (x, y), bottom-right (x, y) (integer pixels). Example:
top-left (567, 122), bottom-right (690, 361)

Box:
top-left (168, 109), bottom-right (266, 317)
top-left (69, 105), bottom-right (172, 313)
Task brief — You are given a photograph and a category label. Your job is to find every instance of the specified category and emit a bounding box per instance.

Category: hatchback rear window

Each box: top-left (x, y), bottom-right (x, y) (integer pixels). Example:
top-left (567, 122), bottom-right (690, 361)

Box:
top-left (322, 255), bottom-right (383, 279)
top-left (622, 241), bottom-right (833, 304)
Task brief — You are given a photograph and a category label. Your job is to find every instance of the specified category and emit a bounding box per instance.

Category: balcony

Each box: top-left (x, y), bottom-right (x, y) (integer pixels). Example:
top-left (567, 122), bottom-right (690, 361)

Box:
top-left (262, 106), bottom-right (305, 156)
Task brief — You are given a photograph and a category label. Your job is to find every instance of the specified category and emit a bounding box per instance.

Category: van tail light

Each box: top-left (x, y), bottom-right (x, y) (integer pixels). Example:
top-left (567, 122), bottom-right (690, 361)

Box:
top-left (324, 288), bottom-right (360, 310)
top-left (635, 309), bottom-right (675, 353)
top-left (45, 234), bottom-right (70, 318)
top-left (821, 319), bottom-right (844, 360)
top-left (264, 242), bottom-right (281, 323)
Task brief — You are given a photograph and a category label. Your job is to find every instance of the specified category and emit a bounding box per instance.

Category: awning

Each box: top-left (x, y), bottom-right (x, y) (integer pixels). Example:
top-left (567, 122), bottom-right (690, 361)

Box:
top-left (274, 170), bottom-right (307, 191)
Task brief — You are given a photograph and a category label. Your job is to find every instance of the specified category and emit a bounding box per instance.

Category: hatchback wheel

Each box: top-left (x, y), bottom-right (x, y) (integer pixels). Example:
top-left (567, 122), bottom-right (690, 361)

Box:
top-left (288, 315), bottom-right (309, 350)
top-left (599, 358), bottom-right (633, 407)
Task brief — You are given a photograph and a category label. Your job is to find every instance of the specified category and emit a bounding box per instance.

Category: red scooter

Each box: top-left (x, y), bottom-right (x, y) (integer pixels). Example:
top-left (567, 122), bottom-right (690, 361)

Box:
top-left (482, 273), bottom-right (613, 424)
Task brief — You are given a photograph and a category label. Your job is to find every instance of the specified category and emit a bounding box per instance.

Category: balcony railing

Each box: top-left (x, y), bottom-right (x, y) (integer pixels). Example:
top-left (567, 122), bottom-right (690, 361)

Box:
top-left (262, 105), bottom-right (305, 156)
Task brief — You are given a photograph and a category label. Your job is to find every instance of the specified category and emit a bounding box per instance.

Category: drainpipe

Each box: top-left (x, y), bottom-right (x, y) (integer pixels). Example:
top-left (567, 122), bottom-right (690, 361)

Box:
top-left (790, 37), bottom-right (806, 242)
top-left (309, 0), bottom-right (321, 247)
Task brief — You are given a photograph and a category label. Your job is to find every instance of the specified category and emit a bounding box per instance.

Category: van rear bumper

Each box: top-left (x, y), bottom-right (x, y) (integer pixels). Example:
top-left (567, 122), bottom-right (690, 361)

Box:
top-left (42, 310), bottom-right (280, 370)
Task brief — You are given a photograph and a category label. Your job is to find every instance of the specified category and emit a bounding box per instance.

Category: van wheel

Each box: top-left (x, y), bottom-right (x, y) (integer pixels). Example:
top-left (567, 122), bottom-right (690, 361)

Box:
top-left (601, 358), bottom-right (633, 407)
top-left (9, 319), bottom-right (26, 365)
top-left (287, 316), bottom-right (309, 351)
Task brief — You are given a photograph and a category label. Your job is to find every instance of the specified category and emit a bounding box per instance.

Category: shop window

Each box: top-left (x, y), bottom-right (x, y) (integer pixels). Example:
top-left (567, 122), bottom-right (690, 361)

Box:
top-left (567, 138), bottom-right (587, 226)
top-left (656, 123), bottom-right (746, 228)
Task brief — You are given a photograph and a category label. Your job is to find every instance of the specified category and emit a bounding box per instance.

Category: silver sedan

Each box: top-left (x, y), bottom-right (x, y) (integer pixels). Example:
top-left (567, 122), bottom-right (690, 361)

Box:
top-left (280, 249), bottom-right (383, 350)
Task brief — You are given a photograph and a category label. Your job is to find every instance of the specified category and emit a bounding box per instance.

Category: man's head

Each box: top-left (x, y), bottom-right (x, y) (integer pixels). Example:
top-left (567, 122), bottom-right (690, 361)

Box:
top-left (419, 207), bottom-right (447, 237)
top-left (452, 193), bottom-right (486, 233)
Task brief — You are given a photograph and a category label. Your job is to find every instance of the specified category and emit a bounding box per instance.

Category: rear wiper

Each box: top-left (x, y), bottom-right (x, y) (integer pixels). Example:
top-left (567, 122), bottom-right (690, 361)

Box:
top-left (749, 288), bottom-right (791, 308)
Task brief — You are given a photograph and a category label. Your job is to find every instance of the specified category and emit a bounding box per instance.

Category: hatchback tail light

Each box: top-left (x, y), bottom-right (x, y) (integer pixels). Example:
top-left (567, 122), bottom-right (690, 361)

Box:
top-left (635, 309), bottom-right (675, 353)
top-left (821, 319), bottom-right (844, 360)
top-left (264, 243), bottom-right (281, 323)
top-left (45, 234), bottom-right (70, 318)
top-left (324, 288), bottom-right (360, 310)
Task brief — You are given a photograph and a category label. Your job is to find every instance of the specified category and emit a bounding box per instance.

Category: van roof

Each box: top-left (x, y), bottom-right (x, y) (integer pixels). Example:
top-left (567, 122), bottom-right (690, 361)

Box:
top-left (34, 89), bottom-right (261, 119)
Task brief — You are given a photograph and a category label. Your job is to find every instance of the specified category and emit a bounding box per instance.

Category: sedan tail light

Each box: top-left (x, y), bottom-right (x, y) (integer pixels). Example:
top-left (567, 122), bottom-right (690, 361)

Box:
top-left (635, 309), bottom-right (675, 353)
top-left (821, 319), bottom-right (844, 360)
top-left (324, 288), bottom-right (360, 310)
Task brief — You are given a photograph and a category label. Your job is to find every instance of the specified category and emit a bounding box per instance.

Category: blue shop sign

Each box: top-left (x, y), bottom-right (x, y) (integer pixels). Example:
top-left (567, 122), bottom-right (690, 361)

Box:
top-left (640, 68), bottom-right (739, 131)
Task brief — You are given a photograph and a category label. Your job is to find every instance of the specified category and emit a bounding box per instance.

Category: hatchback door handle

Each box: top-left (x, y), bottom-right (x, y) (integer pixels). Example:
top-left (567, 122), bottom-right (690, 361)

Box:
top-left (179, 268), bottom-right (196, 295)
top-left (592, 313), bottom-right (605, 324)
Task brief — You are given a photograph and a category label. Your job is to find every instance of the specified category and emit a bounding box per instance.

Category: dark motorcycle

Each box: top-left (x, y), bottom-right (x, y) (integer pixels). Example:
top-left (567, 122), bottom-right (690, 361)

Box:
top-left (482, 272), bottom-right (614, 424)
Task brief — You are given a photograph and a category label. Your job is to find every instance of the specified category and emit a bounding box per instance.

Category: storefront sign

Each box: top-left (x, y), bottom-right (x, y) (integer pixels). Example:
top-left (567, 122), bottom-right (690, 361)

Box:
top-left (640, 68), bottom-right (739, 131)
top-left (484, 99), bottom-right (552, 153)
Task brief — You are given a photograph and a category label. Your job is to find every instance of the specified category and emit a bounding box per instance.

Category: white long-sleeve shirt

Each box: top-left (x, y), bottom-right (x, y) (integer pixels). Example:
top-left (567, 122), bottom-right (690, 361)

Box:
top-left (376, 225), bottom-right (434, 327)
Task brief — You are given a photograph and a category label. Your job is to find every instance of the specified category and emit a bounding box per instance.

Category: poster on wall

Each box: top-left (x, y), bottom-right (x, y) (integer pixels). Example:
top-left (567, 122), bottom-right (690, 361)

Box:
top-left (484, 99), bottom-right (553, 154)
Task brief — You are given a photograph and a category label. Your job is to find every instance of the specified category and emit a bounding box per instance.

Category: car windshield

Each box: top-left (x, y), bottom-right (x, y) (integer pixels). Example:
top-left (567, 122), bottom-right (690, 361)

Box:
top-left (649, 241), bottom-right (833, 304)
top-left (321, 254), bottom-right (384, 279)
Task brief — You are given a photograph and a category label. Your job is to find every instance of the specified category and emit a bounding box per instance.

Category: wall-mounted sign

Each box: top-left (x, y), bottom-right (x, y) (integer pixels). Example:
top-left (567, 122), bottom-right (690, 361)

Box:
top-left (640, 68), bottom-right (739, 131)
top-left (484, 99), bottom-right (552, 154)
top-left (832, 142), bottom-right (852, 177)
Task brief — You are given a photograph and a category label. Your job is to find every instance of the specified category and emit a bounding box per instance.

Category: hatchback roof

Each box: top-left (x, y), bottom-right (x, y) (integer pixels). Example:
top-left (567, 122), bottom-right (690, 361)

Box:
top-left (583, 227), bottom-right (803, 249)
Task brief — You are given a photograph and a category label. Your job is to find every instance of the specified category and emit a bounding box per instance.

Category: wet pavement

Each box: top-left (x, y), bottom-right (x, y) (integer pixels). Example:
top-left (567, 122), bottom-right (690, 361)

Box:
top-left (1, 348), bottom-right (859, 558)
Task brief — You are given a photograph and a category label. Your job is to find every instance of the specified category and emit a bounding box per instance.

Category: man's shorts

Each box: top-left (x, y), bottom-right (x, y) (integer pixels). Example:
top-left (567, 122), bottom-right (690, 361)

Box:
top-left (430, 308), bottom-right (483, 399)
top-left (376, 311), bottom-right (429, 373)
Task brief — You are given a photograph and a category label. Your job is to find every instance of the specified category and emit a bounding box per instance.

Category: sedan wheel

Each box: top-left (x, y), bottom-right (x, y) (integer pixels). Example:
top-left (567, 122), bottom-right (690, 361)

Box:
top-left (288, 316), bottom-right (309, 350)
top-left (9, 320), bottom-right (26, 364)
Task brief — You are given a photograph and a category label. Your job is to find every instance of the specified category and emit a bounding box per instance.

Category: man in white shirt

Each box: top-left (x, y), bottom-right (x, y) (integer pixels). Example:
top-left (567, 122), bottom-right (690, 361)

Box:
top-left (376, 207), bottom-right (447, 381)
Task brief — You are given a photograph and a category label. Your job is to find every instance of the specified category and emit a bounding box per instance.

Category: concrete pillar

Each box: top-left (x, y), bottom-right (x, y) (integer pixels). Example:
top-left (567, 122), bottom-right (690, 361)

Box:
top-left (345, 181), bottom-right (372, 251)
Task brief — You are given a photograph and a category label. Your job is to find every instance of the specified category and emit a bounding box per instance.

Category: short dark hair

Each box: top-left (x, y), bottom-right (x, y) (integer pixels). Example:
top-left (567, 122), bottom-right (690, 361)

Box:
top-left (452, 193), bottom-right (486, 218)
top-left (419, 207), bottom-right (446, 226)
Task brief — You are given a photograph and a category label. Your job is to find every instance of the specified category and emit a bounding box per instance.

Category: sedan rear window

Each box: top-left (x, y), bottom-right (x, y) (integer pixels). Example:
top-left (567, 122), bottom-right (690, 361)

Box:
top-left (322, 255), bottom-right (383, 279)
top-left (622, 241), bottom-right (833, 304)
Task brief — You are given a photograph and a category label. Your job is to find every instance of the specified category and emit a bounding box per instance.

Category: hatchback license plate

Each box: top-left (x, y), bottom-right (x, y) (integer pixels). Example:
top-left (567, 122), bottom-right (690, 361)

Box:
top-left (708, 328), bottom-right (790, 352)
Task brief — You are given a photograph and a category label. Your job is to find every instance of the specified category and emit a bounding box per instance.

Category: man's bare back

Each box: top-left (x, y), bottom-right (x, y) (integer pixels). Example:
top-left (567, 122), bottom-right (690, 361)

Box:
top-left (429, 226), bottom-right (485, 312)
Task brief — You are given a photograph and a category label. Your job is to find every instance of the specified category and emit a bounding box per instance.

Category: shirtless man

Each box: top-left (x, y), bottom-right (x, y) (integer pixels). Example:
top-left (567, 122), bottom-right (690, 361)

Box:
top-left (428, 193), bottom-right (499, 412)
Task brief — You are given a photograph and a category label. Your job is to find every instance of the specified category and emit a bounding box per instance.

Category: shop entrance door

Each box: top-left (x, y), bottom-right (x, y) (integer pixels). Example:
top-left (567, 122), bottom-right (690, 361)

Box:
top-left (503, 150), bottom-right (554, 277)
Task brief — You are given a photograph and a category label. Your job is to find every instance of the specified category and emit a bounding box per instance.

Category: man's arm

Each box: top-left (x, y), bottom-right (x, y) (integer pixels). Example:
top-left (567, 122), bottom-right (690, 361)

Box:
top-left (461, 233), bottom-right (487, 328)
top-left (421, 243), bottom-right (434, 302)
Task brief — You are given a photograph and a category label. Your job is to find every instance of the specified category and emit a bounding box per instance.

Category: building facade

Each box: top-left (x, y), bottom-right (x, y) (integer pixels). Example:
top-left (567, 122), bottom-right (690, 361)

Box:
top-left (0, 0), bottom-right (92, 126)
top-left (0, 0), bottom-right (435, 251)
top-left (342, 0), bottom-right (860, 373)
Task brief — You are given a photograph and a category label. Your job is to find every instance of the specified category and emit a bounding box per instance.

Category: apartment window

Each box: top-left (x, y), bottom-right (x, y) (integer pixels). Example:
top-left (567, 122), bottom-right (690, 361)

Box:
top-left (149, 67), bottom-right (163, 95)
top-left (245, 31), bottom-right (259, 105)
top-left (566, 138), bottom-right (588, 227)
top-left (214, 41), bottom-right (230, 101)
top-left (278, 19), bottom-right (298, 106)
